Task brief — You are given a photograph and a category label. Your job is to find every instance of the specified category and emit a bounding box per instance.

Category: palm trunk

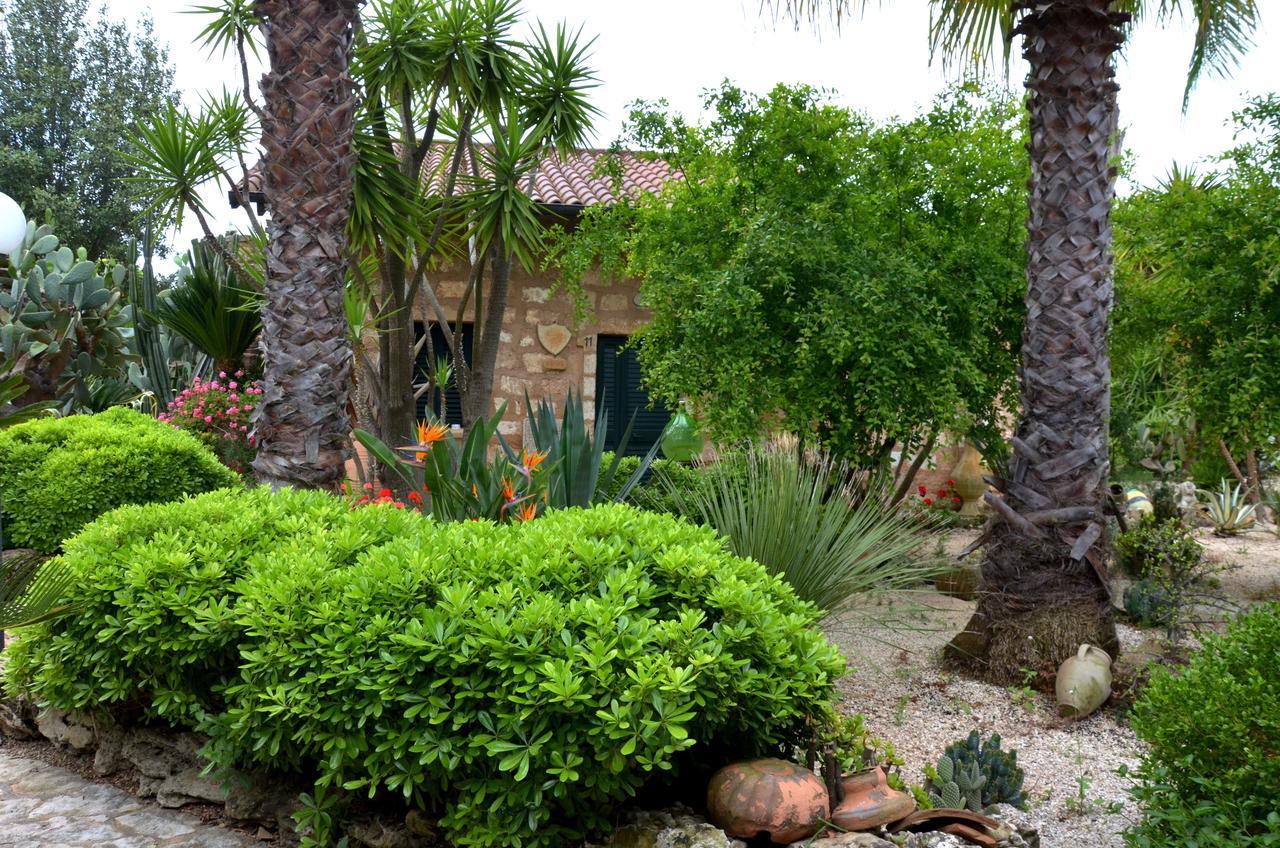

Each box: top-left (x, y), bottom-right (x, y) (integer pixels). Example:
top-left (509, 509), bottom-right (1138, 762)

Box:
top-left (461, 245), bottom-right (513, 430)
top-left (947, 0), bottom-right (1126, 682)
top-left (251, 0), bottom-right (361, 490)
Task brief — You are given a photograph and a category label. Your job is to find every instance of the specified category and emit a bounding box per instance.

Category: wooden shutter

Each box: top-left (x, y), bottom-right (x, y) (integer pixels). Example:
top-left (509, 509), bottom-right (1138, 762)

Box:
top-left (595, 334), bottom-right (670, 455)
top-left (414, 322), bottom-right (474, 426)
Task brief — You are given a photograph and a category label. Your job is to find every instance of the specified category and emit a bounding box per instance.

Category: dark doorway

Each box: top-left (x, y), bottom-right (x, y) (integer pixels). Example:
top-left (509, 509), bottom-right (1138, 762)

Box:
top-left (595, 334), bottom-right (670, 455)
top-left (414, 321), bottom-right (473, 426)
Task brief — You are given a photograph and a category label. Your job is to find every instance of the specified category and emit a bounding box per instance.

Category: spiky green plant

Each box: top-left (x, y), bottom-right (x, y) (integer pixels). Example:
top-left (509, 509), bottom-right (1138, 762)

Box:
top-left (658, 437), bottom-right (940, 615)
top-left (1199, 479), bottom-right (1257, 536)
top-left (524, 389), bottom-right (657, 508)
top-left (151, 238), bottom-right (261, 374)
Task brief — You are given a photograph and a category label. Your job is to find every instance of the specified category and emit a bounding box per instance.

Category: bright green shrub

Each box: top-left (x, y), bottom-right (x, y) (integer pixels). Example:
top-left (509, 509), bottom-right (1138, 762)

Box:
top-left (6, 491), bottom-right (843, 848)
top-left (2, 488), bottom-right (425, 725)
top-left (1126, 604), bottom-right (1280, 847)
top-left (215, 504), bottom-right (844, 847)
top-left (0, 407), bottom-right (240, 552)
top-left (596, 452), bottom-right (704, 514)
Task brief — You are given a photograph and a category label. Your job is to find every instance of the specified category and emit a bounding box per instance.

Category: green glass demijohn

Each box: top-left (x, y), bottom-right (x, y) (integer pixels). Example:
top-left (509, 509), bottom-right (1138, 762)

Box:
top-left (660, 400), bottom-right (703, 461)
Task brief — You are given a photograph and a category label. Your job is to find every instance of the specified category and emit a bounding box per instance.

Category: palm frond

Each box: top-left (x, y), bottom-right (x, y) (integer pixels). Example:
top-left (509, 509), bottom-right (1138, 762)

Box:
top-left (151, 239), bottom-right (262, 369)
top-left (1, 550), bottom-right (76, 630)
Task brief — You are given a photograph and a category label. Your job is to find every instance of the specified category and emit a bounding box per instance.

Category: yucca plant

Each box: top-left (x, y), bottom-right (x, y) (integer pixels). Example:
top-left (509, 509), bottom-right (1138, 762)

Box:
top-left (525, 389), bottom-right (658, 508)
top-left (1200, 479), bottom-right (1257, 536)
top-left (657, 436), bottom-right (941, 615)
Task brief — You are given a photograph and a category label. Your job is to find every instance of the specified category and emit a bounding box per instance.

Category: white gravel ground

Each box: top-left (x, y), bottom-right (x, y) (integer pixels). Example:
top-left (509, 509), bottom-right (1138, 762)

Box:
top-left (823, 587), bottom-right (1148, 848)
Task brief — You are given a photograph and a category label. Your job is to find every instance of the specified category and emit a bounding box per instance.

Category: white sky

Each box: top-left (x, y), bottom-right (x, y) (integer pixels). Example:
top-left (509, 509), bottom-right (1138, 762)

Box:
top-left (99, 0), bottom-right (1280, 253)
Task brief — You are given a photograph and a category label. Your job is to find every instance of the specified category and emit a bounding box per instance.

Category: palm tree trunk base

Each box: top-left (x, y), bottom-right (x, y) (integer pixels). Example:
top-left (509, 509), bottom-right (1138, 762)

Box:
top-left (945, 597), bottom-right (1118, 685)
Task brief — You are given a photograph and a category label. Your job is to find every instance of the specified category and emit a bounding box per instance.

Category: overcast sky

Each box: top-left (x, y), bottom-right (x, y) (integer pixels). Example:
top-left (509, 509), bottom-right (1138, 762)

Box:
top-left (100, 0), bottom-right (1279, 253)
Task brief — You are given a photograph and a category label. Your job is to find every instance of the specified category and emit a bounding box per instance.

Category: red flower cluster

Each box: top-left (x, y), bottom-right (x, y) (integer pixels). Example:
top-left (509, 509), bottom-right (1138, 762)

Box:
top-left (342, 481), bottom-right (426, 511)
top-left (916, 479), bottom-right (963, 512)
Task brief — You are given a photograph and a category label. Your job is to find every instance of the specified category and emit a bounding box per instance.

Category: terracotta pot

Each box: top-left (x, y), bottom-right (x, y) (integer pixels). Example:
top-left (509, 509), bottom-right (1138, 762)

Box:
top-left (706, 758), bottom-right (829, 845)
top-left (830, 766), bottom-right (917, 832)
top-left (949, 443), bottom-right (988, 517)
top-left (1055, 643), bottom-right (1112, 719)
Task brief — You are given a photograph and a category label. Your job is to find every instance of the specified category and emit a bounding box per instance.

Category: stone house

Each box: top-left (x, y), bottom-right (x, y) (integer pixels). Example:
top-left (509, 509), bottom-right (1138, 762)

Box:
top-left (233, 148), bottom-right (679, 454)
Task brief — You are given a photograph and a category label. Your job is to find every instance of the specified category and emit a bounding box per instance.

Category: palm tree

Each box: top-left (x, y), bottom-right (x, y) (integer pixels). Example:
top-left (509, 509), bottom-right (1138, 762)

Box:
top-left (773, 0), bottom-right (1260, 681)
top-left (251, 0), bottom-right (363, 489)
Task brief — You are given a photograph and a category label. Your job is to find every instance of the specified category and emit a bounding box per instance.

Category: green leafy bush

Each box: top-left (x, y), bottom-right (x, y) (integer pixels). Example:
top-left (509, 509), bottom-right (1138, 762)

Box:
top-left (596, 451), bottom-right (704, 514)
top-left (0, 407), bottom-right (240, 552)
top-left (2, 487), bottom-right (423, 724)
top-left (1113, 515), bottom-right (1203, 578)
top-left (7, 491), bottom-right (844, 848)
top-left (1126, 604), bottom-right (1280, 847)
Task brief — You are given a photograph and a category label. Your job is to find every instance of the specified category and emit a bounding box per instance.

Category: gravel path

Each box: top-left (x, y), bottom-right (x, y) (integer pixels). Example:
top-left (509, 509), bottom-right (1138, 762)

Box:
top-left (0, 752), bottom-right (254, 848)
top-left (825, 586), bottom-right (1147, 848)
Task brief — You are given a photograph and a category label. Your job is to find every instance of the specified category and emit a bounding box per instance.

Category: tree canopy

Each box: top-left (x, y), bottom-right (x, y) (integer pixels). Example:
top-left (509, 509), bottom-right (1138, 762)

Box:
top-left (554, 83), bottom-right (1027, 464)
top-left (1112, 93), bottom-right (1280, 485)
top-left (0, 0), bottom-right (176, 259)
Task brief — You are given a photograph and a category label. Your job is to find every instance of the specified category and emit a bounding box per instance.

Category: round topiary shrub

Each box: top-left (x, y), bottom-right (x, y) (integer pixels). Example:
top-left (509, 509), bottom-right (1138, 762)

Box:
top-left (0, 407), bottom-right (240, 553)
top-left (1125, 603), bottom-right (1280, 847)
top-left (2, 487), bottom-right (426, 725)
top-left (6, 492), bottom-right (843, 847)
top-left (219, 503), bottom-right (844, 846)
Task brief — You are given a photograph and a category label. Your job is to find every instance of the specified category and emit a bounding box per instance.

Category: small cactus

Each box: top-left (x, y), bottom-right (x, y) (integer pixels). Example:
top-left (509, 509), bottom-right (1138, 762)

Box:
top-left (926, 731), bottom-right (1026, 811)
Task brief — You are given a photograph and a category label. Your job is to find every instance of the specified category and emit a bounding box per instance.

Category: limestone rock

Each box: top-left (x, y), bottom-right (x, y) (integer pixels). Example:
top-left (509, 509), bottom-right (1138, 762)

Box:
top-left (985, 804), bottom-right (1040, 848)
top-left (594, 807), bottom-right (747, 848)
top-left (0, 696), bottom-right (39, 740)
top-left (791, 833), bottom-right (895, 847)
top-left (224, 773), bottom-right (303, 835)
top-left (93, 721), bottom-right (127, 775)
top-left (347, 818), bottom-right (436, 848)
top-left (121, 728), bottom-right (203, 778)
top-left (156, 767), bottom-right (231, 808)
top-left (898, 833), bottom-right (968, 848)
top-left (35, 706), bottom-right (95, 751)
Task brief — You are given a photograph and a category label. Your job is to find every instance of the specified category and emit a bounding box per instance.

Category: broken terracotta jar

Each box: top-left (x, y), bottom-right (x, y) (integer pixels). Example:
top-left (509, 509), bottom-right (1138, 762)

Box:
top-left (830, 766), bottom-right (917, 831)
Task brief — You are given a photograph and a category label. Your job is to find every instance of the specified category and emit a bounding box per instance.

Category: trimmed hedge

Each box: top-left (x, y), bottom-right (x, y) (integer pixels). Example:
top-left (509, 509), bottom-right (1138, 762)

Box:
top-left (6, 490), bottom-right (844, 848)
top-left (1126, 603), bottom-right (1280, 847)
top-left (0, 407), bottom-right (240, 553)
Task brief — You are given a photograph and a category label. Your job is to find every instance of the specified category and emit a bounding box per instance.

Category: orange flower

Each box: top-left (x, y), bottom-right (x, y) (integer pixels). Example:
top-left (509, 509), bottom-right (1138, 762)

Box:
top-left (515, 502), bottom-right (537, 522)
top-left (521, 449), bottom-right (548, 473)
top-left (415, 419), bottom-right (448, 461)
top-left (501, 477), bottom-right (516, 502)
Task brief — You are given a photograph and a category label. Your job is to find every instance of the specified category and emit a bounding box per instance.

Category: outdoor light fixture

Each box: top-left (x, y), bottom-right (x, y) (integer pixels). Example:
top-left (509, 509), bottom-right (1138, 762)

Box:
top-left (0, 191), bottom-right (26, 257)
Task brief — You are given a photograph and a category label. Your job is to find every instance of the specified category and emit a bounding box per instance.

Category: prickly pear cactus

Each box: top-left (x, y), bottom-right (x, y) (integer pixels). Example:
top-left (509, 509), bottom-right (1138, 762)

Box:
top-left (927, 731), bottom-right (1026, 811)
top-left (0, 221), bottom-right (133, 409)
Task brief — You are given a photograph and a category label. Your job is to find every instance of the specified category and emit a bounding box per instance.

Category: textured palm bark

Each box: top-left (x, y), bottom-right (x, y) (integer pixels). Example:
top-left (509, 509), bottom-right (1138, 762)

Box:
top-left (948, 0), bottom-right (1125, 681)
top-left (251, 0), bottom-right (360, 490)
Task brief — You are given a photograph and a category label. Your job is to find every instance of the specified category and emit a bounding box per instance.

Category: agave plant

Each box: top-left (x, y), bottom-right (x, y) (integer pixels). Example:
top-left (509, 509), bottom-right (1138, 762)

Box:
top-left (657, 436), bottom-right (941, 615)
top-left (1199, 479), bottom-right (1257, 536)
top-left (525, 389), bottom-right (658, 509)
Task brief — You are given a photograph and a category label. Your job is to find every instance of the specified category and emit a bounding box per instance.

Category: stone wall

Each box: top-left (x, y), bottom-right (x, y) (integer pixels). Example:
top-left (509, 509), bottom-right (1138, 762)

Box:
top-left (409, 262), bottom-right (651, 452)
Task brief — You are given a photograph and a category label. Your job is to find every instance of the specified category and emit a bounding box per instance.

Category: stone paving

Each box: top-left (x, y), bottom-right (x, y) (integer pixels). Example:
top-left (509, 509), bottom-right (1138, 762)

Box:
top-left (0, 752), bottom-right (254, 847)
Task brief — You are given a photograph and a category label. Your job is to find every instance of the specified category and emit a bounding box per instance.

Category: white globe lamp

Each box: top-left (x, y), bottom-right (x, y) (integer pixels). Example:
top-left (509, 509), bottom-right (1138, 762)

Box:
top-left (0, 192), bottom-right (26, 257)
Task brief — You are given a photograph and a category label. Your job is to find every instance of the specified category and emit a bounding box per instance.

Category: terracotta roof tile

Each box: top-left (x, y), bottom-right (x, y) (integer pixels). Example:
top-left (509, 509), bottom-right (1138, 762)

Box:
top-left (231, 145), bottom-right (678, 211)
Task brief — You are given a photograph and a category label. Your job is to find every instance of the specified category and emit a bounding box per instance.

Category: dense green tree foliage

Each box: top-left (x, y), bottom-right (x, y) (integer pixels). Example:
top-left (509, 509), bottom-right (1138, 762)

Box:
top-left (555, 83), bottom-right (1027, 464)
top-left (1113, 94), bottom-right (1280, 489)
top-left (0, 0), bottom-right (175, 259)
